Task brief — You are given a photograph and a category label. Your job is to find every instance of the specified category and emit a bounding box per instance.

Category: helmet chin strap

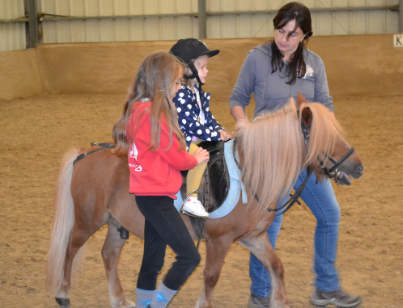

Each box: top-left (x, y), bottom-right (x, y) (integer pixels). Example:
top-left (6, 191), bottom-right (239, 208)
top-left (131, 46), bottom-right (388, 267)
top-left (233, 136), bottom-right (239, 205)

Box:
top-left (183, 62), bottom-right (203, 90)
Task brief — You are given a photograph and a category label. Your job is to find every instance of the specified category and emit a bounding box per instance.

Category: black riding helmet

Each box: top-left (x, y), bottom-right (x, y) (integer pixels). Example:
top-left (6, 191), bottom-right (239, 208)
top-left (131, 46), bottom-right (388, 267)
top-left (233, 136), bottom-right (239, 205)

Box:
top-left (170, 38), bottom-right (219, 87)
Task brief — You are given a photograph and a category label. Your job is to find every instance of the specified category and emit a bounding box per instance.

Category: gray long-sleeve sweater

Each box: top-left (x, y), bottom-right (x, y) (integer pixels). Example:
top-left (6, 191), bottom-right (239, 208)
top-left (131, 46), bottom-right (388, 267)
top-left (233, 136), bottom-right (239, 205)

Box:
top-left (229, 42), bottom-right (333, 118)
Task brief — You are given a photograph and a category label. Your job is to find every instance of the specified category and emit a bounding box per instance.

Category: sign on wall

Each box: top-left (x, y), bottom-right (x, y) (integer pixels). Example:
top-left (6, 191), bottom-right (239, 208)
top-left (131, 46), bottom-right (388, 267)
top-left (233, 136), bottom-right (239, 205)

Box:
top-left (393, 34), bottom-right (403, 48)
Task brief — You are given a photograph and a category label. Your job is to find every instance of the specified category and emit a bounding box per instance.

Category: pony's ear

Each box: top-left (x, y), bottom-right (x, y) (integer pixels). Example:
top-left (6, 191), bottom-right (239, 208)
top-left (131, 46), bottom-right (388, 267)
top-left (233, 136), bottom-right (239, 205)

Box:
top-left (297, 92), bottom-right (307, 109)
top-left (301, 105), bottom-right (313, 127)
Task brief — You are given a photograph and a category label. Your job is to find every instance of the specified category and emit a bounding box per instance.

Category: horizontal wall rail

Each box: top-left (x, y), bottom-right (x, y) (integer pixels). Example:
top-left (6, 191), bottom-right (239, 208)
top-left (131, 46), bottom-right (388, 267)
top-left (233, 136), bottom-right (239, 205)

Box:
top-left (0, 5), bottom-right (398, 24)
top-left (208, 5), bottom-right (399, 16)
top-left (0, 16), bottom-right (28, 23)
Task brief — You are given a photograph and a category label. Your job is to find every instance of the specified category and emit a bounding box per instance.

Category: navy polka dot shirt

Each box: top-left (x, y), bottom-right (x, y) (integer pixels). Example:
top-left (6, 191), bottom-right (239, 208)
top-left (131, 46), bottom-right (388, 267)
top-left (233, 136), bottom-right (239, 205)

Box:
top-left (173, 86), bottom-right (223, 147)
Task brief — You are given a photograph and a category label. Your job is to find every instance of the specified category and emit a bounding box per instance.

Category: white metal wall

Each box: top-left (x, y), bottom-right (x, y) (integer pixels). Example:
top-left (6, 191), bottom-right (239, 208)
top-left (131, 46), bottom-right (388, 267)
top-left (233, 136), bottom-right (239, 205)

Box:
top-left (0, 0), bottom-right (400, 51)
top-left (39, 0), bottom-right (400, 43)
top-left (207, 0), bottom-right (399, 38)
top-left (39, 0), bottom-right (199, 43)
top-left (0, 0), bottom-right (26, 51)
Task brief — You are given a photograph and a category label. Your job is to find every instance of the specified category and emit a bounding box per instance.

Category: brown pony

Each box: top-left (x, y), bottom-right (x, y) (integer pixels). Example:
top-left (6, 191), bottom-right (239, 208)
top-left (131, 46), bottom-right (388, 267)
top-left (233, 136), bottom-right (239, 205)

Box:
top-left (47, 97), bottom-right (363, 308)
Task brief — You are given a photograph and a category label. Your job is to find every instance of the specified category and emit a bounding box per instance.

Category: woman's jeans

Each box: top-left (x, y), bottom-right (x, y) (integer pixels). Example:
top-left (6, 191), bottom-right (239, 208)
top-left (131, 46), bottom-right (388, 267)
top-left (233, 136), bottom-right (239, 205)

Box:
top-left (135, 195), bottom-right (201, 291)
top-left (249, 169), bottom-right (341, 297)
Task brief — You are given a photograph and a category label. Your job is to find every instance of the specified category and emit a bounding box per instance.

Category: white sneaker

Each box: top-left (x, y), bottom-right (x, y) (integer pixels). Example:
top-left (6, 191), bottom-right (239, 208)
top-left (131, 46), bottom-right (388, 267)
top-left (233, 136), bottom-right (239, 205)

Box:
top-left (181, 196), bottom-right (209, 218)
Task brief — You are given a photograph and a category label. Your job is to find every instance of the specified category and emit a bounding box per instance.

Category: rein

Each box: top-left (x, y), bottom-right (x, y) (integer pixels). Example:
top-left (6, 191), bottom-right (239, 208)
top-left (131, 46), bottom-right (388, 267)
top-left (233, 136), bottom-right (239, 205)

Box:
top-left (271, 120), bottom-right (313, 214)
top-left (73, 142), bottom-right (115, 165)
top-left (275, 166), bottom-right (312, 215)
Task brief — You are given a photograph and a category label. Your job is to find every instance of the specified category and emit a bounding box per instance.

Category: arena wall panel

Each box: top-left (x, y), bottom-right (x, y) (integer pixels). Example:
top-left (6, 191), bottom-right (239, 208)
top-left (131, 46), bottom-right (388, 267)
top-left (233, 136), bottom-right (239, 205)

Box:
top-left (0, 34), bottom-right (402, 101)
top-left (0, 49), bottom-right (43, 100)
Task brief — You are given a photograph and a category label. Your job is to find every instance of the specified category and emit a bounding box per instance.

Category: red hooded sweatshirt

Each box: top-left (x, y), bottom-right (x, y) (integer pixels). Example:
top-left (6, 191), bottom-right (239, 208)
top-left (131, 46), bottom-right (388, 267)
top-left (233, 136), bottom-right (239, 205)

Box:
top-left (127, 100), bottom-right (197, 199)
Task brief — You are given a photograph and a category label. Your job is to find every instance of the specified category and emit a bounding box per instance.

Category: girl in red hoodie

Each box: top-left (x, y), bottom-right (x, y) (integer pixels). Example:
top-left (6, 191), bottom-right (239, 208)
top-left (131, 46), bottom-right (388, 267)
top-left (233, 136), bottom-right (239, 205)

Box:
top-left (115, 52), bottom-right (209, 308)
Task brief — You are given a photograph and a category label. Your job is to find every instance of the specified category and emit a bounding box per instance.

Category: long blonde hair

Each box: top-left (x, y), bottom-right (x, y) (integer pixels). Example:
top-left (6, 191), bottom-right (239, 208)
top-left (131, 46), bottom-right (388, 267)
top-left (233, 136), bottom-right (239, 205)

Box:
top-left (112, 52), bottom-right (185, 154)
top-left (236, 100), bottom-right (305, 211)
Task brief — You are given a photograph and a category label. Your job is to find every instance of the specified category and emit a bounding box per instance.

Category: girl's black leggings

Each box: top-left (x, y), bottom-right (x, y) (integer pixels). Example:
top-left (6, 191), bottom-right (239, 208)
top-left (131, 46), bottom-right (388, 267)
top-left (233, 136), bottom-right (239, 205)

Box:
top-left (135, 195), bottom-right (201, 291)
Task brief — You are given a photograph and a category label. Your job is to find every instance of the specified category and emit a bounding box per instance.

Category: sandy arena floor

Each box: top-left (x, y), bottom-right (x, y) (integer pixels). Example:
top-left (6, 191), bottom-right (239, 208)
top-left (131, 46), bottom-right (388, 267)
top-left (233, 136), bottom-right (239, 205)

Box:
top-left (0, 93), bottom-right (402, 307)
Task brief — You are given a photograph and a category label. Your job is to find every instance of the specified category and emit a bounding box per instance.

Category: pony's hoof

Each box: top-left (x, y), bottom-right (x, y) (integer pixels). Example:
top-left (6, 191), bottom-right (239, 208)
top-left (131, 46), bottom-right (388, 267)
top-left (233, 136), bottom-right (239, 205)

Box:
top-left (118, 226), bottom-right (130, 239)
top-left (248, 294), bottom-right (270, 308)
top-left (111, 298), bottom-right (135, 308)
top-left (124, 300), bottom-right (135, 308)
top-left (55, 297), bottom-right (70, 308)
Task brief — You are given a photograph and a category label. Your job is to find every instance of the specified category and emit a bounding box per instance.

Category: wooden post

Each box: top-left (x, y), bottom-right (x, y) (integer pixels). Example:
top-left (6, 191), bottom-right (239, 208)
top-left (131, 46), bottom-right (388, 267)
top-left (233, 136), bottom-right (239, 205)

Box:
top-left (198, 0), bottom-right (207, 39)
top-left (400, 0), bottom-right (403, 32)
top-left (24, 0), bottom-right (39, 48)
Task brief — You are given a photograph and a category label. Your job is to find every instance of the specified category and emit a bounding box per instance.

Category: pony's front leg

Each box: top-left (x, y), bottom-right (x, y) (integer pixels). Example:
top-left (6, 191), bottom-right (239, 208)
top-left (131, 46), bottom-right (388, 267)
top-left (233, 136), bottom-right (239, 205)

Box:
top-left (196, 236), bottom-right (233, 308)
top-left (241, 234), bottom-right (289, 308)
top-left (102, 222), bottom-right (135, 308)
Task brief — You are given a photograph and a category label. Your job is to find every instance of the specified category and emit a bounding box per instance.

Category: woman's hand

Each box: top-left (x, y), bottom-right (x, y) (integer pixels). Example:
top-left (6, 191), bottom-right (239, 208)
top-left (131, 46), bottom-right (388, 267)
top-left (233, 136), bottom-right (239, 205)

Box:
top-left (193, 147), bottom-right (209, 165)
top-left (219, 129), bottom-right (232, 141)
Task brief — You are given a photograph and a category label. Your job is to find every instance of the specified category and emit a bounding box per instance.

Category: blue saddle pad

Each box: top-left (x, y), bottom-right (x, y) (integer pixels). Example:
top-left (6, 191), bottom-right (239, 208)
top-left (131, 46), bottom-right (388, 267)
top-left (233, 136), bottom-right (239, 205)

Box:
top-left (174, 140), bottom-right (247, 219)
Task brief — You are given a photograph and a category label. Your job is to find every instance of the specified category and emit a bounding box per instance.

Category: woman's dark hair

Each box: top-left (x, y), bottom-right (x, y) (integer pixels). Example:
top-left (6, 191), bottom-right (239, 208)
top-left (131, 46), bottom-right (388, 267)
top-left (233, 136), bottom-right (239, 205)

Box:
top-left (271, 2), bottom-right (313, 84)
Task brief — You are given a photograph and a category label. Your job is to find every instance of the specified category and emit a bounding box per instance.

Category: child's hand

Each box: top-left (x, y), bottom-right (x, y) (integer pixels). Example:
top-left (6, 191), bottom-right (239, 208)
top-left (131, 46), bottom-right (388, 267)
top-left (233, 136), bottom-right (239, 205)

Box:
top-left (236, 118), bottom-right (250, 130)
top-left (219, 130), bottom-right (232, 141)
top-left (193, 147), bottom-right (209, 165)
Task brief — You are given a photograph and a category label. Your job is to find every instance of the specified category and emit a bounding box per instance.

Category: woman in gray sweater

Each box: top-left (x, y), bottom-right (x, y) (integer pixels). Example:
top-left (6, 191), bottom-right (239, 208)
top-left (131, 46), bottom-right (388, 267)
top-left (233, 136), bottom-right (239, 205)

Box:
top-left (230, 2), bottom-right (361, 308)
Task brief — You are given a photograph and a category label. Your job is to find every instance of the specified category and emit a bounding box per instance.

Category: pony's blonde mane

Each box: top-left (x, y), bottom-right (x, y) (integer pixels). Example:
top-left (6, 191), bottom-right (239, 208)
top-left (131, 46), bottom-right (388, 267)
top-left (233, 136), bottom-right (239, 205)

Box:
top-left (301, 102), bottom-right (345, 175)
top-left (237, 100), bottom-right (304, 211)
top-left (237, 100), bottom-right (346, 211)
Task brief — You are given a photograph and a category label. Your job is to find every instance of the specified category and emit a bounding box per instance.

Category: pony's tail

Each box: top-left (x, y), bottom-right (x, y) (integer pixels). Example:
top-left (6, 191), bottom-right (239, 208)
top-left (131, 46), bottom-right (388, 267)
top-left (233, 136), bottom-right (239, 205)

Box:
top-left (47, 148), bottom-right (79, 294)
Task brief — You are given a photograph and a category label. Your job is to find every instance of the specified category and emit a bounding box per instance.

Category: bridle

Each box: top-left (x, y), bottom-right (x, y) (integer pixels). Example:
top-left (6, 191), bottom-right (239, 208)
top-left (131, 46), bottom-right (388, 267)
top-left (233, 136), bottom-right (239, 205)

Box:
top-left (318, 147), bottom-right (355, 181)
top-left (300, 119), bottom-right (355, 180)
top-left (233, 109), bottom-right (356, 214)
